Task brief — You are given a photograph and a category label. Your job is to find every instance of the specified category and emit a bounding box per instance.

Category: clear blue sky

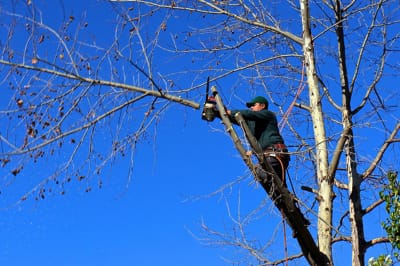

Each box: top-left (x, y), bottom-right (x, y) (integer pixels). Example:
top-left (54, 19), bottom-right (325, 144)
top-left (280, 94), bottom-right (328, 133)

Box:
top-left (1, 105), bottom-right (267, 266)
top-left (0, 1), bottom-right (396, 266)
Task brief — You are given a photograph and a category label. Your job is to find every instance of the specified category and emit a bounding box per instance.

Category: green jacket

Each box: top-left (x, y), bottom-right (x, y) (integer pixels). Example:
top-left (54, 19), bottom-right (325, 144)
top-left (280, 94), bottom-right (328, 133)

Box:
top-left (229, 109), bottom-right (284, 149)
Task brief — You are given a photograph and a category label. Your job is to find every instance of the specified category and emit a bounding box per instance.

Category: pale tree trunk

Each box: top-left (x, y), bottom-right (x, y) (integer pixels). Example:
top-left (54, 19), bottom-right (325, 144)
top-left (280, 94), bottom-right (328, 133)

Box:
top-left (300, 0), bottom-right (333, 263)
top-left (334, 1), bottom-right (366, 264)
top-left (345, 124), bottom-right (366, 266)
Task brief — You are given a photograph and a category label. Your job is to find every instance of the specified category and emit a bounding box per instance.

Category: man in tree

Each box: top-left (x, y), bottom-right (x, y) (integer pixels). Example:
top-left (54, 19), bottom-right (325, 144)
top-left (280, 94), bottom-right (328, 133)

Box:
top-left (227, 96), bottom-right (289, 182)
top-left (225, 96), bottom-right (310, 228)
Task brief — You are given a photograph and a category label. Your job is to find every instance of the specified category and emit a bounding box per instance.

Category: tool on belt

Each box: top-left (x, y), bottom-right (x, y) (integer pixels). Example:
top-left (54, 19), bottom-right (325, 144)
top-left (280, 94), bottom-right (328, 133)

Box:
top-left (264, 143), bottom-right (290, 168)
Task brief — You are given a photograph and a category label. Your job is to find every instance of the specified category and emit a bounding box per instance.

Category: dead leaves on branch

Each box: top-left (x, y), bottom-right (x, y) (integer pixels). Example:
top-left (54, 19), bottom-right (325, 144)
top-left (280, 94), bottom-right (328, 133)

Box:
top-left (16, 99), bottom-right (24, 108)
top-left (1, 158), bottom-right (11, 167)
top-left (11, 165), bottom-right (23, 176)
top-left (16, 172), bottom-right (103, 204)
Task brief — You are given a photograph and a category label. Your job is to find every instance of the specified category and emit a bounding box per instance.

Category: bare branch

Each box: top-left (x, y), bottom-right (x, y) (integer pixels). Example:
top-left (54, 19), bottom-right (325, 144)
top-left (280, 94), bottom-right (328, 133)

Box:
top-left (365, 237), bottom-right (390, 249)
top-left (349, 0), bottom-right (385, 106)
top-left (197, 0), bottom-right (304, 45)
top-left (363, 198), bottom-right (385, 215)
top-left (0, 59), bottom-right (200, 109)
top-left (1, 93), bottom-right (147, 156)
top-left (362, 122), bottom-right (400, 179)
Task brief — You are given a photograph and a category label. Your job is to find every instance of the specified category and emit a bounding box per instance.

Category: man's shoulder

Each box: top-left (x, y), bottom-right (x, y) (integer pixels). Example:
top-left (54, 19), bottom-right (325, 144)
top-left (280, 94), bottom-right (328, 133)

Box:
top-left (260, 109), bottom-right (277, 117)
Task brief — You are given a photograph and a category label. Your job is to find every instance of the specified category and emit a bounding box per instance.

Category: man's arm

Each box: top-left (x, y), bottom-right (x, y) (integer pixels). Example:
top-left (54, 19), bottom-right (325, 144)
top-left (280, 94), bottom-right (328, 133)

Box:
top-left (230, 109), bottom-right (273, 121)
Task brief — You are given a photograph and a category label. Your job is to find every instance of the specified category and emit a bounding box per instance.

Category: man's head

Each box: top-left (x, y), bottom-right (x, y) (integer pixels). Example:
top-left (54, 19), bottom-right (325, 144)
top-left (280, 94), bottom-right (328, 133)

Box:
top-left (246, 96), bottom-right (268, 111)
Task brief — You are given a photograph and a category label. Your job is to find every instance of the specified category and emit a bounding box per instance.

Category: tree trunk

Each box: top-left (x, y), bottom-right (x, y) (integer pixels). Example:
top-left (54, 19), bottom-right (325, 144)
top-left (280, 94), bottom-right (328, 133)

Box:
top-left (333, 1), bottom-right (366, 264)
top-left (346, 129), bottom-right (366, 266)
top-left (300, 0), bottom-right (333, 263)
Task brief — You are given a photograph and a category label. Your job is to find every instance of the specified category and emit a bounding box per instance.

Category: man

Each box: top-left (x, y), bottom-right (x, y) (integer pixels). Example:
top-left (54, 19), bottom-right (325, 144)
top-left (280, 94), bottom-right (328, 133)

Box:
top-left (225, 96), bottom-right (310, 228)
top-left (226, 96), bottom-right (289, 181)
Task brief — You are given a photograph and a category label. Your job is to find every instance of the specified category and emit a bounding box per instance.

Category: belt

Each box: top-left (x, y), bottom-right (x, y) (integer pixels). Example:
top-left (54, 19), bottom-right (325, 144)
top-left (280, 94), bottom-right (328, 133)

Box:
top-left (264, 143), bottom-right (287, 151)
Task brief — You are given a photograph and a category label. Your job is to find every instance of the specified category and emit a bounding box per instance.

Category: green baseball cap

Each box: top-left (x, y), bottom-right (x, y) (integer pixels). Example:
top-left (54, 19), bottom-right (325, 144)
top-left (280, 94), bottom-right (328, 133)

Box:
top-left (246, 96), bottom-right (269, 108)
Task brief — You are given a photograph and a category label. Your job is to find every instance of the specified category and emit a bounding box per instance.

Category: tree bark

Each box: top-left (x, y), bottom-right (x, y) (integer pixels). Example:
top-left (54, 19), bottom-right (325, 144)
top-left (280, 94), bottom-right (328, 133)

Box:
top-left (300, 0), bottom-right (333, 263)
top-left (333, 1), bottom-right (366, 264)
